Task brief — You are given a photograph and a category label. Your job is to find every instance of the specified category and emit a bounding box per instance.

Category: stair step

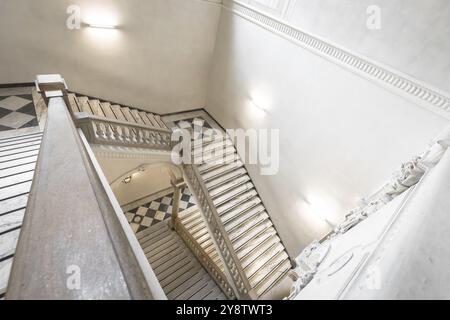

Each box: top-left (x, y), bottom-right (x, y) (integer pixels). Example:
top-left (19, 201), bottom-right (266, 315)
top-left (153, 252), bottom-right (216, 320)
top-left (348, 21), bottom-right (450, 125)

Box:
top-left (254, 258), bottom-right (291, 296)
top-left (191, 227), bottom-right (209, 241)
top-left (202, 160), bottom-right (244, 182)
top-left (248, 251), bottom-right (289, 288)
top-left (0, 149), bottom-right (40, 164)
top-left (154, 115), bottom-right (167, 129)
top-left (0, 132), bottom-right (42, 144)
top-left (0, 156), bottom-right (38, 171)
top-left (183, 215), bottom-right (204, 230)
top-left (205, 168), bottom-right (247, 191)
top-left (100, 102), bottom-right (116, 119)
top-left (152, 246), bottom-right (187, 271)
top-left (136, 220), bottom-right (167, 241)
top-left (216, 189), bottom-right (258, 215)
top-left (142, 233), bottom-right (176, 255)
top-left (0, 140), bottom-right (41, 153)
top-left (77, 97), bottom-right (93, 115)
top-left (88, 100), bottom-right (105, 117)
top-left (0, 162), bottom-right (36, 178)
top-left (147, 241), bottom-right (179, 264)
top-left (157, 254), bottom-right (192, 281)
top-left (232, 221), bottom-right (274, 250)
top-left (0, 136), bottom-right (41, 149)
top-left (160, 259), bottom-right (199, 288)
top-left (188, 279), bottom-right (218, 300)
top-left (0, 257), bottom-right (13, 296)
top-left (0, 145), bottom-right (40, 159)
top-left (0, 228), bottom-right (21, 260)
top-left (170, 270), bottom-right (209, 300)
top-left (222, 201), bottom-right (264, 227)
top-left (240, 234), bottom-right (281, 269)
top-left (121, 107), bottom-right (138, 124)
top-left (0, 209), bottom-right (25, 234)
top-left (244, 242), bottom-right (285, 279)
top-left (111, 105), bottom-right (126, 121)
top-left (0, 171), bottom-right (35, 189)
top-left (198, 153), bottom-right (239, 174)
top-left (130, 109), bottom-right (145, 124)
top-left (68, 94), bottom-right (81, 113)
top-left (195, 146), bottom-right (236, 165)
top-left (236, 228), bottom-right (277, 259)
top-left (144, 113), bottom-right (161, 128)
top-left (212, 182), bottom-right (254, 206)
top-left (0, 181), bottom-right (32, 201)
top-left (186, 219), bottom-right (207, 235)
top-left (139, 228), bottom-right (172, 249)
top-left (138, 223), bottom-right (171, 242)
top-left (227, 211), bottom-right (269, 241)
top-left (0, 194), bottom-right (29, 215)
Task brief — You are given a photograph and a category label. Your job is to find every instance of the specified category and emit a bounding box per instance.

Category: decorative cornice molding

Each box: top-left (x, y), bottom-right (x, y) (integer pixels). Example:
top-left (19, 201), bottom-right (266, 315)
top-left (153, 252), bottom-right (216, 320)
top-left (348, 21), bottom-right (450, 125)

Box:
top-left (224, 0), bottom-right (450, 119)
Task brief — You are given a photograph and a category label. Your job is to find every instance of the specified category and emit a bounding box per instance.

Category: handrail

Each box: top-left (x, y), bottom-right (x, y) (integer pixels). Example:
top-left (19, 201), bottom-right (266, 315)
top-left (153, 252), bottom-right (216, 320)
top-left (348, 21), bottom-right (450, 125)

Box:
top-left (6, 75), bottom-right (167, 299)
top-left (182, 163), bottom-right (257, 299)
top-left (76, 113), bottom-right (172, 133)
top-left (75, 113), bottom-right (172, 151)
top-left (173, 214), bottom-right (236, 300)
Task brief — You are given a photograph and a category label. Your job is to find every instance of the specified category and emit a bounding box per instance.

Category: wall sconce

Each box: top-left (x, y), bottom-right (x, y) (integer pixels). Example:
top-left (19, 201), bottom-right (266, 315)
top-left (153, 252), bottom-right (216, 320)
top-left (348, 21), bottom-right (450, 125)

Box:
top-left (305, 200), bottom-right (335, 227)
top-left (88, 23), bottom-right (117, 29)
top-left (250, 99), bottom-right (268, 112)
top-left (122, 176), bottom-right (132, 184)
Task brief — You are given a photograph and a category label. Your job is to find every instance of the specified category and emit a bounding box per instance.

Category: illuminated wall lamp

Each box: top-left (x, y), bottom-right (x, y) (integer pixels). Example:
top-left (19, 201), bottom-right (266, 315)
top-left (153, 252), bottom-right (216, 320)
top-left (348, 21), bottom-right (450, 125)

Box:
top-left (250, 99), bottom-right (268, 112)
top-left (88, 23), bottom-right (117, 29)
top-left (122, 176), bottom-right (132, 184)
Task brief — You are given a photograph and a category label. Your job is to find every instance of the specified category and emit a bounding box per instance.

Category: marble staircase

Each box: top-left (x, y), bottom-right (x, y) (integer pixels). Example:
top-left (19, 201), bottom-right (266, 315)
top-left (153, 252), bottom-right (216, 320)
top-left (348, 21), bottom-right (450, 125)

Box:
top-left (190, 133), bottom-right (291, 298)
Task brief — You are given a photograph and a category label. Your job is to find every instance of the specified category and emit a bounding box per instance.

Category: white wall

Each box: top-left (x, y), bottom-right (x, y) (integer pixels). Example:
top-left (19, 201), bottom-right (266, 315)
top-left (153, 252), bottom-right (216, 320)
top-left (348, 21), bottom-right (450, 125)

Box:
top-left (284, 0), bottom-right (450, 93)
top-left (111, 163), bottom-right (172, 206)
top-left (206, 9), bottom-right (450, 256)
top-left (0, 0), bottom-right (221, 113)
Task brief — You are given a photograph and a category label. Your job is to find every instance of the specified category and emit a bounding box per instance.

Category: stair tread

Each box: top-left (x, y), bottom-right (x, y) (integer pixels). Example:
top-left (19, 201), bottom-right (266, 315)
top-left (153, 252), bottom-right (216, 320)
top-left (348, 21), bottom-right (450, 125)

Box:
top-left (255, 259), bottom-right (291, 296)
top-left (0, 181), bottom-right (32, 201)
top-left (0, 194), bottom-right (29, 215)
top-left (0, 171), bottom-right (35, 189)
top-left (0, 155), bottom-right (38, 170)
top-left (0, 145), bottom-right (40, 158)
top-left (0, 136), bottom-right (41, 149)
top-left (0, 132), bottom-right (42, 144)
top-left (0, 150), bottom-right (40, 163)
top-left (0, 162), bottom-right (36, 178)
top-left (170, 270), bottom-right (209, 300)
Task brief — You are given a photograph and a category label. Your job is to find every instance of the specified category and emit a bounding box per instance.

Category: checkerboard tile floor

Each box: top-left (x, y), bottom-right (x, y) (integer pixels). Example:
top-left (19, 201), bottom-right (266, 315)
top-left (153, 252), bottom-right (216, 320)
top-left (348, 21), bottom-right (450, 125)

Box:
top-left (0, 89), bottom-right (38, 131)
top-left (172, 117), bottom-right (215, 140)
top-left (124, 187), bottom-right (197, 233)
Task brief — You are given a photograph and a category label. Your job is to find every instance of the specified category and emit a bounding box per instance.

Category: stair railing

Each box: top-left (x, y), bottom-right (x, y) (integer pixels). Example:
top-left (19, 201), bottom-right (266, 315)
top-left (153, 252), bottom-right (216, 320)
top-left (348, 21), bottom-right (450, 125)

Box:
top-left (75, 113), bottom-right (172, 151)
top-left (182, 163), bottom-right (257, 299)
top-left (65, 85), bottom-right (255, 299)
top-left (7, 75), bottom-right (166, 300)
top-left (168, 177), bottom-right (236, 299)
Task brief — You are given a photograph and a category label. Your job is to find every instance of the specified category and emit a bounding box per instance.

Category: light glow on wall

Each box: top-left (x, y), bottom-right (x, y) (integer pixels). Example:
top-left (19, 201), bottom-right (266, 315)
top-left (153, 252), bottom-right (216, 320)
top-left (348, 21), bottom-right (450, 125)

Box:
top-left (82, 6), bottom-right (121, 46)
top-left (303, 194), bottom-right (340, 228)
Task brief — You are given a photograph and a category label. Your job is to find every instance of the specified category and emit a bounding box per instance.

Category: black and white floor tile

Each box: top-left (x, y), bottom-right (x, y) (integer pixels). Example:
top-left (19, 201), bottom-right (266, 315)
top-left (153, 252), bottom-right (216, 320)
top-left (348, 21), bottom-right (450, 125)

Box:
top-left (124, 188), bottom-right (197, 233)
top-left (0, 88), bottom-right (38, 131)
top-left (172, 117), bottom-right (215, 140)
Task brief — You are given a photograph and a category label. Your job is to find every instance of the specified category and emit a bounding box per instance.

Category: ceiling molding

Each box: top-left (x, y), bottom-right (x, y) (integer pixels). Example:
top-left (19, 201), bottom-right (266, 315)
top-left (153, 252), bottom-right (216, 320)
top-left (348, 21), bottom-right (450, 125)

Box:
top-left (223, 0), bottom-right (450, 120)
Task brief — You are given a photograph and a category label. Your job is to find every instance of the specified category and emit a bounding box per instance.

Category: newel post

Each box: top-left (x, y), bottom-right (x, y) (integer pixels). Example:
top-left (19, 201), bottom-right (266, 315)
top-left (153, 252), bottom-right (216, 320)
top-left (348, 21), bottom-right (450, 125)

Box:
top-left (169, 178), bottom-right (186, 229)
